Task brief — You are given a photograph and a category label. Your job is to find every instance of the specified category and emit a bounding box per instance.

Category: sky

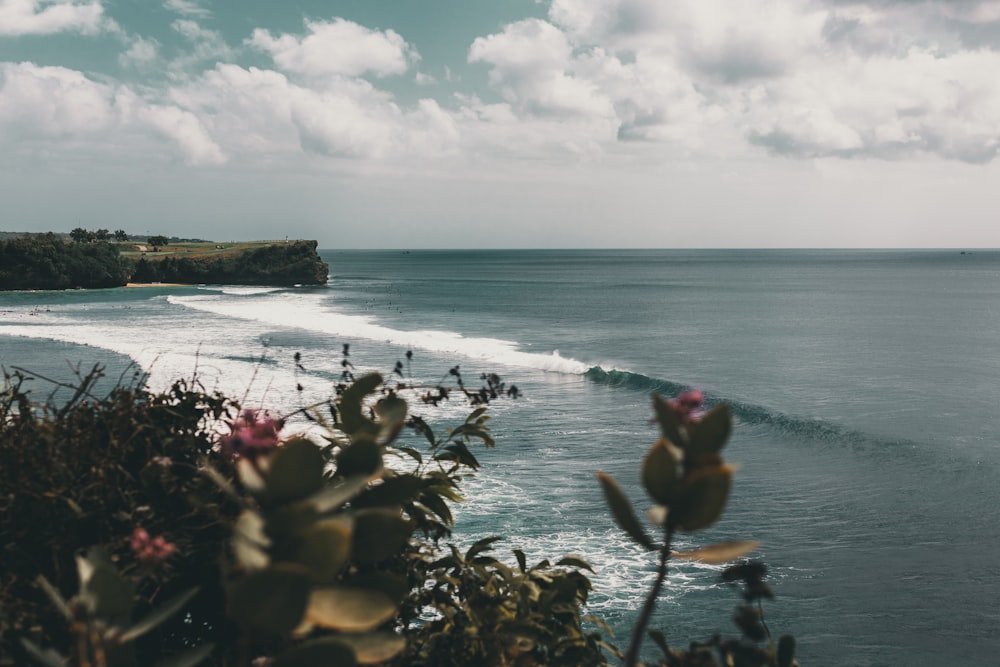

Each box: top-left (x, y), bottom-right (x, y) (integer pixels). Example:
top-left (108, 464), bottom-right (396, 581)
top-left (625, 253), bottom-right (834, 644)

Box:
top-left (2, 0), bottom-right (1000, 248)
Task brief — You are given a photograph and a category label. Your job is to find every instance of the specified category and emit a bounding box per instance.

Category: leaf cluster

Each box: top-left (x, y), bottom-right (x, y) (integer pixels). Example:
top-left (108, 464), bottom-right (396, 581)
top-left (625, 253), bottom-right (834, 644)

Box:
top-left (0, 367), bottom-right (239, 664)
top-left (3, 356), bottom-right (800, 667)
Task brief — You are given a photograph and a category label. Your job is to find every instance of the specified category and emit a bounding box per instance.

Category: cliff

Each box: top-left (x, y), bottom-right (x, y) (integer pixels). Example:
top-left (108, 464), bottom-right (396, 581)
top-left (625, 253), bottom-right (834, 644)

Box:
top-left (129, 240), bottom-right (329, 286)
top-left (0, 237), bottom-right (328, 290)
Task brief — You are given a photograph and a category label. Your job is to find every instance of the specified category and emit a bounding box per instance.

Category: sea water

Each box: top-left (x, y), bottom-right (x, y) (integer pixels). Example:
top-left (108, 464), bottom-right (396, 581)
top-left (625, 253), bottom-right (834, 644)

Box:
top-left (2, 249), bottom-right (999, 666)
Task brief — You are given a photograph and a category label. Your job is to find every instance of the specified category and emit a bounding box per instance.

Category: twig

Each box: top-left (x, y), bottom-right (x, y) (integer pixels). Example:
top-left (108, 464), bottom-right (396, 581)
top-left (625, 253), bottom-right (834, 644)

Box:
top-left (623, 524), bottom-right (675, 667)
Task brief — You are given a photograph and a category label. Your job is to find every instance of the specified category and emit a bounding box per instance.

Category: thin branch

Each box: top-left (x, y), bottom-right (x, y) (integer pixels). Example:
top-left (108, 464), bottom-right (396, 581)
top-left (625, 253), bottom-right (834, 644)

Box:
top-left (623, 524), bottom-right (675, 667)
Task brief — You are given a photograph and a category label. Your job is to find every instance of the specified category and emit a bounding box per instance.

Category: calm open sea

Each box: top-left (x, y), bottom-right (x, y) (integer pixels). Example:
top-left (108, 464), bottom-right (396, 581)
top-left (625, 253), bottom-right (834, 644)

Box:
top-left (2, 249), bottom-right (999, 665)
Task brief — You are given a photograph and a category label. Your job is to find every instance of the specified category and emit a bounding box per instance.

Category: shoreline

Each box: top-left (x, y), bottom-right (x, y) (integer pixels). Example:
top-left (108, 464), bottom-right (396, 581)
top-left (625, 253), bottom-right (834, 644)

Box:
top-left (125, 282), bottom-right (192, 288)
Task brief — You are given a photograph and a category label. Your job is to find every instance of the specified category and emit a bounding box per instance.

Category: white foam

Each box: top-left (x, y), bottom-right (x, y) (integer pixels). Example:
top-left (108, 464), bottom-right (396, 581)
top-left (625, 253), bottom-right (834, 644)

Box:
top-left (198, 286), bottom-right (283, 296)
top-left (169, 292), bottom-right (591, 375)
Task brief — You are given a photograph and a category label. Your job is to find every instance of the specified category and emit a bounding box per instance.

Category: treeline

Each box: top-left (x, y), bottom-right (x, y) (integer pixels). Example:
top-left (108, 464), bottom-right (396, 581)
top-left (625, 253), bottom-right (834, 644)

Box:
top-left (0, 234), bottom-right (129, 290)
top-left (0, 237), bottom-right (329, 290)
top-left (131, 240), bottom-right (328, 286)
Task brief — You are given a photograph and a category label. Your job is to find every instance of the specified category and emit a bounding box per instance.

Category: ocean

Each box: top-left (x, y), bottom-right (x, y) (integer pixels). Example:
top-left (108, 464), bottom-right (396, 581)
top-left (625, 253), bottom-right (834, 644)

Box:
top-left (2, 249), bottom-right (999, 665)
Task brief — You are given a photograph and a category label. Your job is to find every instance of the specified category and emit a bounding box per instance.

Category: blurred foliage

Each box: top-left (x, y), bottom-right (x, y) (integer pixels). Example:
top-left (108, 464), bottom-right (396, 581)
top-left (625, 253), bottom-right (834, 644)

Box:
top-left (2, 352), bottom-right (798, 667)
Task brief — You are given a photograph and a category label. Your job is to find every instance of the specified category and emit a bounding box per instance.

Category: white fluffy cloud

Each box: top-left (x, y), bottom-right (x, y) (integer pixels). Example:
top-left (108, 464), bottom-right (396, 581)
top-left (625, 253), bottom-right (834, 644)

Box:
top-left (164, 64), bottom-right (459, 160)
top-left (469, 19), bottom-right (613, 118)
top-left (0, 62), bottom-right (225, 165)
top-left (248, 19), bottom-right (415, 79)
top-left (0, 0), bottom-right (105, 36)
top-left (5, 1), bottom-right (1000, 171)
top-left (458, 0), bottom-right (1000, 163)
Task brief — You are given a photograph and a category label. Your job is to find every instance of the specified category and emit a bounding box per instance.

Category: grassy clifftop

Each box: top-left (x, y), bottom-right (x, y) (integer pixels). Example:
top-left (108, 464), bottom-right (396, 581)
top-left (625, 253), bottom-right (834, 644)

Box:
top-left (129, 240), bottom-right (329, 286)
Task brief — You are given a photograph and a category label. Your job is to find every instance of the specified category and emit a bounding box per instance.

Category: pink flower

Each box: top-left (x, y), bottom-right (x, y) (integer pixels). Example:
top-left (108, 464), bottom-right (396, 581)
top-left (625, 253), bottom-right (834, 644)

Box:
top-left (130, 527), bottom-right (176, 565)
top-left (220, 409), bottom-right (282, 459)
top-left (668, 390), bottom-right (704, 425)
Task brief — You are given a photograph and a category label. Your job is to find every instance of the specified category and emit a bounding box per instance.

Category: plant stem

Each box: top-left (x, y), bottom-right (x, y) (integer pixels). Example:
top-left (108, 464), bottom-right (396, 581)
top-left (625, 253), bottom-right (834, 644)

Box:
top-left (623, 525), bottom-right (674, 667)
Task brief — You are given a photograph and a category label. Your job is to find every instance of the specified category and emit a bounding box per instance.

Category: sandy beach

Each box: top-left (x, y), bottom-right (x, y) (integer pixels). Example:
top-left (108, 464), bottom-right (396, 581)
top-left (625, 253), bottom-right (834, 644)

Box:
top-left (125, 282), bottom-right (191, 288)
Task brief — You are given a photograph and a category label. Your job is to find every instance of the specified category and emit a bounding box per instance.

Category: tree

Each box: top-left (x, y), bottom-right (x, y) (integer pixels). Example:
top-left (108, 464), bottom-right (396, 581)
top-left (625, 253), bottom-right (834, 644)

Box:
top-left (94, 229), bottom-right (111, 242)
top-left (113, 229), bottom-right (129, 242)
top-left (69, 227), bottom-right (91, 243)
top-left (147, 235), bottom-right (169, 248)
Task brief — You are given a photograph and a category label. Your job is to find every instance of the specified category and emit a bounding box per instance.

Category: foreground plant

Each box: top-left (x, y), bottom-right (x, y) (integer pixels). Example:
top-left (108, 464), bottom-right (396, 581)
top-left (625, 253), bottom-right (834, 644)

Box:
top-left (598, 391), bottom-right (797, 667)
top-left (3, 355), bottom-right (798, 667)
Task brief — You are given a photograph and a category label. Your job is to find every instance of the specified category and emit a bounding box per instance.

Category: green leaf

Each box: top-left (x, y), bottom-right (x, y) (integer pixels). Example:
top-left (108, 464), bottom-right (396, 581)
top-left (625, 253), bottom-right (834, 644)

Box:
top-left (229, 564), bottom-right (311, 635)
top-left (272, 638), bottom-right (356, 667)
top-left (265, 502), bottom-right (320, 542)
top-left (286, 519), bottom-right (353, 583)
top-left (652, 394), bottom-right (684, 448)
top-left (306, 586), bottom-right (397, 632)
top-left (673, 540), bottom-right (759, 564)
top-left (336, 438), bottom-right (383, 478)
top-left (418, 491), bottom-right (453, 525)
top-left (555, 555), bottom-right (595, 572)
top-left (465, 536), bottom-right (503, 560)
top-left (374, 394), bottom-right (407, 442)
top-left (596, 472), bottom-right (655, 550)
top-left (641, 439), bottom-right (679, 506)
top-left (34, 575), bottom-right (72, 621)
top-left (85, 563), bottom-right (133, 620)
top-left (687, 404), bottom-right (732, 460)
top-left (261, 439), bottom-right (325, 508)
top-left (151, 644), bottom-right (215, 667)
top-left (353, 473), bottom-right (421, 508)
top-left (233, 510), bottom-right (270, 570)
top-left (351, 508), bottom-right (412, 563)
top-left (20, 639), bottom-right (65, 667)
top-left (338, 374), bottom-right (382, 437)
top-left (674, 465), bottom-right (733, 531)
top-left (394, 446), bottom-right (423, 464)
top-left (335, 632), bottom-right (407, 665)
top-left (514, 549), bottom-right (527, 573)
top-left (120, 587), bottom-right (200, 642)
top-left (309, 475), bottom-right (371, 514)
top-left (347, 572), bottom-right (409, 605)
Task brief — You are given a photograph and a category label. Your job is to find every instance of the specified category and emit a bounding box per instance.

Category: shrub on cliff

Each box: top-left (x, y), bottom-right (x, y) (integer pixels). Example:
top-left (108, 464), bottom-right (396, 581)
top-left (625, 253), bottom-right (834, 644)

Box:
top-left (0, 235), bottom-right (129, 290)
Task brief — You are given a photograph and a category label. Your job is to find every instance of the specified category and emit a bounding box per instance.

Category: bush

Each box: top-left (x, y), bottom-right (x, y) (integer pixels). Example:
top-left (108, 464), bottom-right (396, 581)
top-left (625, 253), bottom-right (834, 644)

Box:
top-left (1, 353), bottom-right (798, 667)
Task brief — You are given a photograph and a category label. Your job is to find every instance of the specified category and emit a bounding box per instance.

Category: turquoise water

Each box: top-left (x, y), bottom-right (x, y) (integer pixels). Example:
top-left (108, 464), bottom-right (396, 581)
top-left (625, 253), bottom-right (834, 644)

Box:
top-left (3, 249), bottom-right (1000, 665)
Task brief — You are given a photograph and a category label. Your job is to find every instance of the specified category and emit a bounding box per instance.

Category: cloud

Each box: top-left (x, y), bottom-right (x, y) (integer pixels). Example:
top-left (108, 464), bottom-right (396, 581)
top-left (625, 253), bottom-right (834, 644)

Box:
top-left (163, 0), bottom-right (209, 18)
top-left (0, 0), bottom-right (105, 36)
top-left (0, 62), bottom-right (114, 137)
top-left (744, 48), bottom-right (1000, 163)
top-left (142, 103), bottom-right (226, 165)
top-left (119, 36), bottom-right (160, 69)
top-left (468, 19), bottom-right (614, 118)
top-left (170, 19), bottom-right (235, 68)
top-left (528, 0), bottom-right (1000, 163)
top-left (164, 63), bottom-right (459, 161)
top-left (0, 61), bottom-right (225, 165)
top-left (248, 19), bottom-right (416, 79)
